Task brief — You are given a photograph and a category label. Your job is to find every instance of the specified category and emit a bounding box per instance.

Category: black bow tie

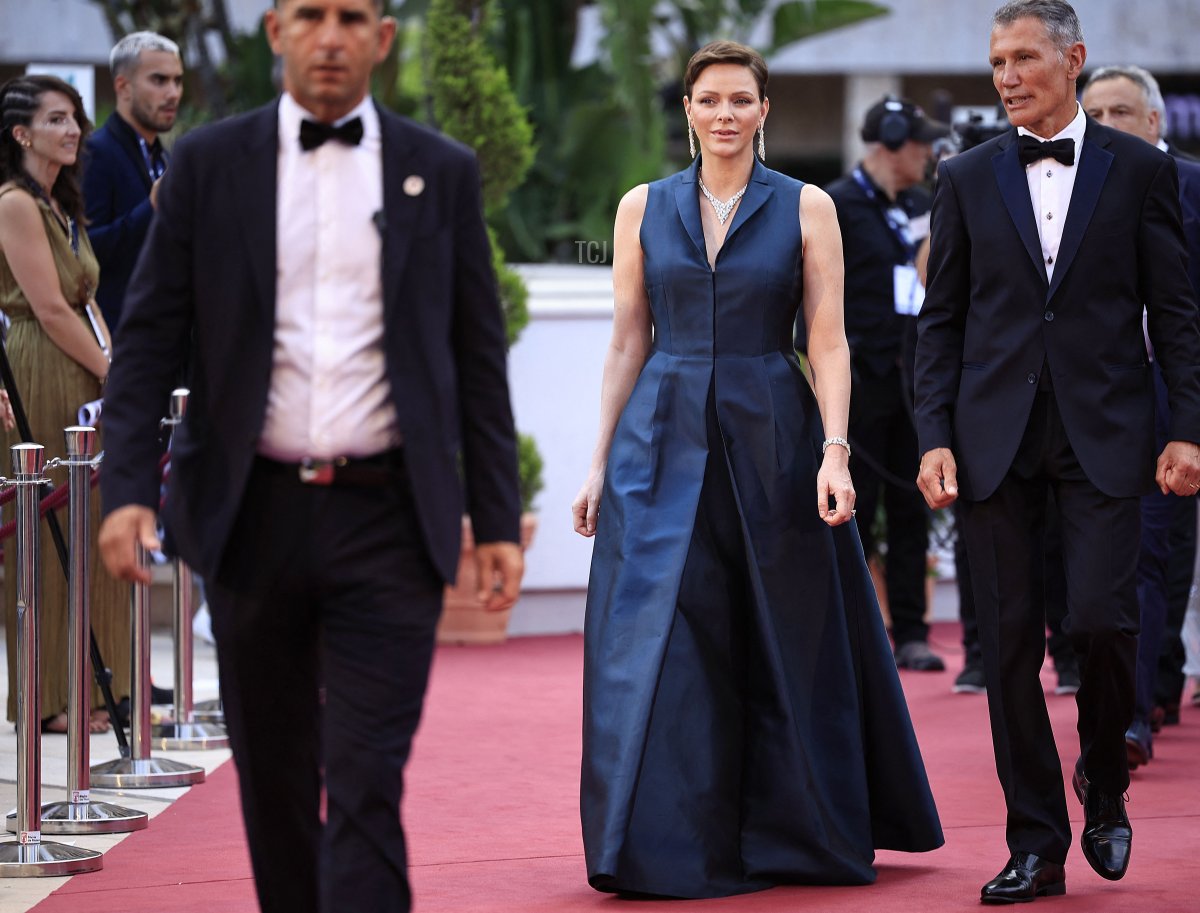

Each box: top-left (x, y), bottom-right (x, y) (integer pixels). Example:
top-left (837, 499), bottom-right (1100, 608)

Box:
top-left (299, 117), bottom-right (364, 151)
top-left (1017, 135), bottom-right (1075, 167)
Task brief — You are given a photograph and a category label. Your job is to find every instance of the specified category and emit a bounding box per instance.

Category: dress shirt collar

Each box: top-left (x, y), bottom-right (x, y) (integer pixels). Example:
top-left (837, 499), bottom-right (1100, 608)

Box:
top-left (278, 92), bottom-right (380, 152)
top-left (1017, 102), bottom-right (1086, 150)
top-left (109, 111), bottom-right (162, 155)
top-left (1157, 138), bottom-right (1170, 153)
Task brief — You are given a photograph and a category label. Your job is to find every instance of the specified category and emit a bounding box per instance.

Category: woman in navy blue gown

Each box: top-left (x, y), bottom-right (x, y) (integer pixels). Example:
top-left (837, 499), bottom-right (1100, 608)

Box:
top-left (571, 41), bottom-right (944, 899)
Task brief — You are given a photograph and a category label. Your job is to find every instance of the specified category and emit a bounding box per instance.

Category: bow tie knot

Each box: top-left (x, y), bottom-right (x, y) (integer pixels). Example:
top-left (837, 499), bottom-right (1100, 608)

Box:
top-left (1017, 135), bottom-right (1075, 167)
top-left (299, 116), bottom-right (364, 151)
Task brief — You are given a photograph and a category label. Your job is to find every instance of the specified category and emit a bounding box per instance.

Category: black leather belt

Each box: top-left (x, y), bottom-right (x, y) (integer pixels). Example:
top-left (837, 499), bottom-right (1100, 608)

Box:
top-left (255, 449), bottom-right (404, 487)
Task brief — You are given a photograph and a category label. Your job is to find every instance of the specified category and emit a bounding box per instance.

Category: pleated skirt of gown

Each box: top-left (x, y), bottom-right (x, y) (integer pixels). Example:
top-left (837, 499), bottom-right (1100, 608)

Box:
top-left (4, 313), bottom-right (131, 722)
top-left (581, 395), bottom-right (943, 898)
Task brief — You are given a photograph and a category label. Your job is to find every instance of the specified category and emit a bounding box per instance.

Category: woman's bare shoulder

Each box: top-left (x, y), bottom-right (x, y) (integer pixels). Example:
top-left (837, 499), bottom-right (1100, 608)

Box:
top-left (798, 182), bottom-right (835, 219)
top-left (617, 183), bottom-right (650, 218)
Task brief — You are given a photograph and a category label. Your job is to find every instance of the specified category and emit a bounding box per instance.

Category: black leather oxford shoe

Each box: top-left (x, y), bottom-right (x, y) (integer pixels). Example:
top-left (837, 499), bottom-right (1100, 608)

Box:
top-left (981, 851), bottom-right (1066, 904)
top-left (1072, 761), bottom-right (1132, 881)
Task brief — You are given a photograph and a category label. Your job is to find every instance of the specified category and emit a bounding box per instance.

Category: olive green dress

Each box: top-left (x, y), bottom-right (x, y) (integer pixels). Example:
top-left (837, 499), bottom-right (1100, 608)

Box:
top-left (0, 185), bottom-right (130, 723)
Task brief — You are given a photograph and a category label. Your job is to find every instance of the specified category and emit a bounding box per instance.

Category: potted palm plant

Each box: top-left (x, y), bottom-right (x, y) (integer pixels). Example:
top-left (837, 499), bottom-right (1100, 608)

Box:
top-left (437, 434), bottom-right (544, 643)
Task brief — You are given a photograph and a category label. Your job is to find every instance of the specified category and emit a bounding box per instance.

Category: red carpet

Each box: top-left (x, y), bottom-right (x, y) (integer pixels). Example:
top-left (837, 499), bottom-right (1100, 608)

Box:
top-left (35, 624), bottom-right (1200, 912)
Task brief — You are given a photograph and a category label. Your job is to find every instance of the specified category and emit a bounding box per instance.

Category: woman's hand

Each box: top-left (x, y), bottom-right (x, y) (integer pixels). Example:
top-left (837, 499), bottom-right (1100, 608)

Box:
top-left (572, 470), bottom-right (605, 537)
top-left (817, 448), bottom-right (855, 527)
top-left (0, 390), bottom-right (14, 431)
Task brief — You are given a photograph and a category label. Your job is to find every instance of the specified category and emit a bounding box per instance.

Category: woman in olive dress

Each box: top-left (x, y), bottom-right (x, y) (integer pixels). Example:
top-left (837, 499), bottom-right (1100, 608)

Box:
top-left (0, 75), bottom-right (128, 733)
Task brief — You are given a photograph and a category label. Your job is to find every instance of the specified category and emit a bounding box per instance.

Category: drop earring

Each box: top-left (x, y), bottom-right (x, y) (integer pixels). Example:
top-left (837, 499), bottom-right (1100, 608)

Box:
top-left (757, 122), bottom-right (766, 161)
top-left (688, 117), bottom-right (696, 159)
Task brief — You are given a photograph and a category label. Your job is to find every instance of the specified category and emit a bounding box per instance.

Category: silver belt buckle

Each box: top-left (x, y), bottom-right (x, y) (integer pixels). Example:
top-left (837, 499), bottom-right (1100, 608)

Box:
top-left (298, 458), bottom-right (335, 485)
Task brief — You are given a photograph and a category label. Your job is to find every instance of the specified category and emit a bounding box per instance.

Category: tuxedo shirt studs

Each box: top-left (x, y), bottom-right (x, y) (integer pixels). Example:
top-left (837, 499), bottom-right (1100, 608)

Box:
top-left (1030, 155), bottom-right (1074, 280)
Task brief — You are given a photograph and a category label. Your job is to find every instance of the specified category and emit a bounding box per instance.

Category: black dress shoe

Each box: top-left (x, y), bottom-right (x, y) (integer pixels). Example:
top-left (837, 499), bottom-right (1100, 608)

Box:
top-left (1072, 760), bottom-right (1132, 880)
top-left (980, 851), bottom-right (1066, 904)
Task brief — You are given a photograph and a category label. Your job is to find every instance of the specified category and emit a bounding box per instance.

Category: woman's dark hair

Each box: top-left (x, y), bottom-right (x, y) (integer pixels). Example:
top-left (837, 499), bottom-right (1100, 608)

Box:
top-left (683, 40), bottom-right (768, 101)
top-left (0, 75), bottom-right (92, 221)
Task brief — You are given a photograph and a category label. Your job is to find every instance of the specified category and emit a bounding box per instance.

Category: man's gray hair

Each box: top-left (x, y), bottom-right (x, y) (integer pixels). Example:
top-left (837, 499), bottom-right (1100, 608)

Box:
top-left (1086, 65), bottom-right (1167, 133)
top-left (993, 0), bottom-right (1084, 53)
top-left (110, 31), bottom-right (181, 78)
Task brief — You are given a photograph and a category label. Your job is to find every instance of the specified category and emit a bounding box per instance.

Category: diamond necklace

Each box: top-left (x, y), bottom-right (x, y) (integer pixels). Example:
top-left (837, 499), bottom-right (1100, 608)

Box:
top-left (698, 174), bottom-right (747, 225)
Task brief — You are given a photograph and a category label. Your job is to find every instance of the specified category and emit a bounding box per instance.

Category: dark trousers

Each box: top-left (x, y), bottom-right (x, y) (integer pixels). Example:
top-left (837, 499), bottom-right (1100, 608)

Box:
top-left (961, 391), bottom-right (1139, 863)
top-left (958, 499), bottom-right (1074, 670)
top-left (1135, 363), bottom-right (1195, 729)
top-left (849, 364), bottom-right (929, 645)
top-left (1157, 494), bottom-right (1197, 708)
top-left (209, 454), bottom-right (443, 913)
top-left (1040, 500), bottom-right (1082, 668)
top-left (1134, 485), bottom-right (1174, 735)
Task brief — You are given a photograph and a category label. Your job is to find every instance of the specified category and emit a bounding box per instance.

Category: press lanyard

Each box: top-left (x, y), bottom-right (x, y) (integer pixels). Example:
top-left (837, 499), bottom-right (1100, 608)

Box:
top-left (139, 136), bottom-right (165, 181)
top-left (852, 167), bottom-right (917, 263)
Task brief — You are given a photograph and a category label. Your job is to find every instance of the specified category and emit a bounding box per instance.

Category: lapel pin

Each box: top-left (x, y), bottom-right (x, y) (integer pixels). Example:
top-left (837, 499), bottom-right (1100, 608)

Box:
top-left (403, 175), bottom-right (425, 197)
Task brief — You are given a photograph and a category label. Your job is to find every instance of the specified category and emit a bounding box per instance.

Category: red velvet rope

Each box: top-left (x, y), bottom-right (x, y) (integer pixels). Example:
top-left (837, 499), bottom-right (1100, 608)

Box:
top-left (0, 465), bottom-right (98, 545)
top-left (0, 448), bottom-right (171, 555)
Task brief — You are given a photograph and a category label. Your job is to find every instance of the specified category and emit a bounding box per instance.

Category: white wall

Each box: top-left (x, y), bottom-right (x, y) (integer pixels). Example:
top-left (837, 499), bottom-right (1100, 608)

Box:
top-left (505, 265), bottom-right (613, 635)
top-left (507, 265), bottom-right (611, 586)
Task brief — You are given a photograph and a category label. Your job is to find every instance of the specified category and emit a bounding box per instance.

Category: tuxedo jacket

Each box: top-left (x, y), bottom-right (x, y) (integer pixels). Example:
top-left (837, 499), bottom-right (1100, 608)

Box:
top-left (99, 100), bottom-right (521, 584)
top-left (915, 118), bottom-right (1200, 501)
top-left (82, 113), bottom-right (158, 328)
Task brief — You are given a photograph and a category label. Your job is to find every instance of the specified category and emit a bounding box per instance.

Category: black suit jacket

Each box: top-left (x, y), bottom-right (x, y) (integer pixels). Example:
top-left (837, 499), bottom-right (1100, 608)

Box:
top-left (99, 100), bottom-right (521, 584)
top-left (915, 118), bottom-right (1200, 501)
top-left (1166, 141), bottom-right (1199, 164)
top-left (82, 113), bottom-right (158, 328)
top-left (1176, 154), bottom-right (1200, 296)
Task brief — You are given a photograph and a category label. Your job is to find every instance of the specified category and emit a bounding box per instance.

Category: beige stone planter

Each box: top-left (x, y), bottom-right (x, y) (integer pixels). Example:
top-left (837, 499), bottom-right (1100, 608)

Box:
top-left (436, 513), bottom-right (539, 645)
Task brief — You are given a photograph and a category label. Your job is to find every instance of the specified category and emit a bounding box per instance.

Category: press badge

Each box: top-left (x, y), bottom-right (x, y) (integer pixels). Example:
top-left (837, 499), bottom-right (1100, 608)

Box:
top-left (894, 264), bottom-right (925, 316)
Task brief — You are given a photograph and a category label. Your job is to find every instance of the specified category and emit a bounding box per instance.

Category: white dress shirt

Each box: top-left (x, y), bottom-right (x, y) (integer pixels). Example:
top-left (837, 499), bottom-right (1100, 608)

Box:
top-left (1019, 103), bottom-right (1087, 283)
top-left (258, 93), bottom-right (401, 461)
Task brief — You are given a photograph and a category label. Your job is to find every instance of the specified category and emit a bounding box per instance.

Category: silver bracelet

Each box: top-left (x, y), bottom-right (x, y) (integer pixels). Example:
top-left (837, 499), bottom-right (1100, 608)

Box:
top-left (822, 436), bottom-right (851, 457)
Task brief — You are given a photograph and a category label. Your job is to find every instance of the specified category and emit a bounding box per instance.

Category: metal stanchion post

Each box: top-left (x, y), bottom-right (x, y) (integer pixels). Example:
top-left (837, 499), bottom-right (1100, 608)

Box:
top-left (90, 545), bottom-right (205, 788)
top-left (152, 390), bottom-right (227, 750)
top-left (8, 428), bottom-right (148, 835)
top-left (0, 444), bottom-right (103, 875)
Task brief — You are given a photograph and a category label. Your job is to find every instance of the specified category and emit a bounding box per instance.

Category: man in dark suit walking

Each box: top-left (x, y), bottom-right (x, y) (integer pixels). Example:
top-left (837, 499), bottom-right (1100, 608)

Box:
top-left (83, 31), bottom-right (182, 329)
top-left (98, 3), bottom-right (525, 912)
top-left (915, 1), bottom-right (1200, 903)
top-left (1081, 63), bottom-right (1200, 772)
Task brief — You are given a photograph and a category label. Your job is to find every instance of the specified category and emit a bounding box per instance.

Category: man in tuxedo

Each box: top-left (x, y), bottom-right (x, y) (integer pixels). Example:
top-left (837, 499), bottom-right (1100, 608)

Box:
top-left (83, 31), bottom-right (182, 329)
top-left (1082, 64), bottom-right (1200, 771)
top-left (915, 1), bottom-right (1200, 903)
top-left (98, 2), bottom-right (524, 912)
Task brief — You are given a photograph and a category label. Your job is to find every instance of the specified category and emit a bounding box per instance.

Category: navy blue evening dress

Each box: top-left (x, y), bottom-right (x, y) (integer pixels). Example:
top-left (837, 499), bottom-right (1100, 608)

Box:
top-left (581, 157), bottom-right (944, 898)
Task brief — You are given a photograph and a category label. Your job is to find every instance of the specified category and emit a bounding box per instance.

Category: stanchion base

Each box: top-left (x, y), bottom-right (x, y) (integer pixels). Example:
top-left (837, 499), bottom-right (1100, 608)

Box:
top-left (89, 756), bottom-right (205, 789)
top-left (151, 720), bottom-right (230, 751)
top-left (6, 800), bottom-right (150, 835)
top-left (0, 840), bottom-right (103, 877)
top-left (191, 699), bottom-right (224, 724)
